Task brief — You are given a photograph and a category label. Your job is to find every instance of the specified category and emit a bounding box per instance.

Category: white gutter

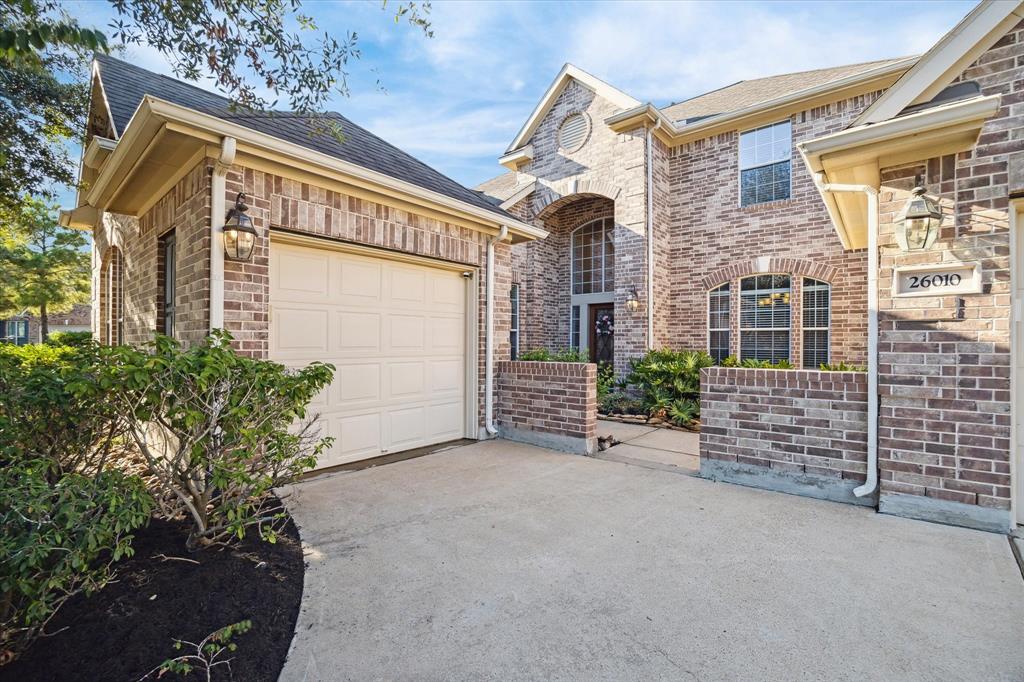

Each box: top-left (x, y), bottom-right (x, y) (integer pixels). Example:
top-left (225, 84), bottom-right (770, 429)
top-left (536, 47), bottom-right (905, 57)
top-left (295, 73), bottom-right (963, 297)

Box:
top-left (210, 137), bottom-right (237, 332)
top-left (646, 119), bottom-right (662, 350)
top-left (484, 224), bottom-right (509, 437)
top-left (814, 176), bottom-right (879, 499)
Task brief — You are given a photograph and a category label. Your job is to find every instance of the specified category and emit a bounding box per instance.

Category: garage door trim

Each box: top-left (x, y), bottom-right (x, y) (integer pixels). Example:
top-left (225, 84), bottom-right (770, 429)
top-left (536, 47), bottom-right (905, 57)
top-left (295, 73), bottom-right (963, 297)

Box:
top-left (269, 228), bottom-right (480, 452)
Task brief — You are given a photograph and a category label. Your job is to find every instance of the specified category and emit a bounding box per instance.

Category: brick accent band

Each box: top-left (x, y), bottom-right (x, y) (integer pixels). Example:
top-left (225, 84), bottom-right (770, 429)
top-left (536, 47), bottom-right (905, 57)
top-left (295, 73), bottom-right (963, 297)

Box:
top-left (496, 361), bottom-right (596, 454)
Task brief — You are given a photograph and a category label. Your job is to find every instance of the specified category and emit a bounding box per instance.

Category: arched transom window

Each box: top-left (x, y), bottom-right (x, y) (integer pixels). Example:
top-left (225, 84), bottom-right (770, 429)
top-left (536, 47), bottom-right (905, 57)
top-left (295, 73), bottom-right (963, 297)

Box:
top-left (571, 217), bottom-right (614, 295)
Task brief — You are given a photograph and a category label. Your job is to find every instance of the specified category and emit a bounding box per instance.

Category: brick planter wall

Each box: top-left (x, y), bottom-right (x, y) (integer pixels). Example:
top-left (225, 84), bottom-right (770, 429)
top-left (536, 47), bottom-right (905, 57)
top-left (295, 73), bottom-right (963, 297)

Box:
top-left (700, 367), bottom-right (870, 505)
top-left (496, 361), bottom-right (596, 454)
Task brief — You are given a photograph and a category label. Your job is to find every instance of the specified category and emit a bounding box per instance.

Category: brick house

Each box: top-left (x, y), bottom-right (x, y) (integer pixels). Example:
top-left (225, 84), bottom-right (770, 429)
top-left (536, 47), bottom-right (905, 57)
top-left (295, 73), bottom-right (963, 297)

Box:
top-left (61, 54), bottom-right (552, 471)
top-left (478, 0), bottom-right (1024, 532)
top-left (0, 304), bottom-right (91, 345)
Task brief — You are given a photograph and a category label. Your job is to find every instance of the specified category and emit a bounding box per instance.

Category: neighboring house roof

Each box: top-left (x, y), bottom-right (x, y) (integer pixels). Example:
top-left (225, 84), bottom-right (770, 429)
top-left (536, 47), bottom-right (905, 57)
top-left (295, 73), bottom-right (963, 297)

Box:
top-left (661, 58), bottom-right (912, 124)
top-left (505, 63), bottom-right (641, 154)
top-left (93, 54), bottom-right (519, 221)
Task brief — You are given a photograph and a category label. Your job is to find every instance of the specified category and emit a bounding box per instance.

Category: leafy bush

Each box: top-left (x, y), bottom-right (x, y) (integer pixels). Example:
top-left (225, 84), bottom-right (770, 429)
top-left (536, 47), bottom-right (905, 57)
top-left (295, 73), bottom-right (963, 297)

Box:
top-left (820, 361), bottom-right (867, 372)
top-left (45, 331), bottom-right (94, 348)
top-left (598, 391), bottom-right (645, 416)
top-left (625, 349), bottom-right (714, 427)
top-left (0, 343), bottom-right (131, 479)
top-left (596, 363), bottom-right (615, 401)
top-left (144, 620), bottom-right (253, 680)
top-left (719, 355), bottom-right (794, 370)
top-left (517, 347), bottom-right (587, 362)
top-left (100, 332), bottom-right (334, 549)
top-left (0, 462), bottom-right (152, 661)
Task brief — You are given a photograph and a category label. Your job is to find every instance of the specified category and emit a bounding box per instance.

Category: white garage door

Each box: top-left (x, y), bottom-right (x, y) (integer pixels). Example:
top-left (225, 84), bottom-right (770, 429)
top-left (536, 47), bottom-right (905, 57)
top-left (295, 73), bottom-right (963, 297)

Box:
top-left (270, 240), bottom-right (468, 469)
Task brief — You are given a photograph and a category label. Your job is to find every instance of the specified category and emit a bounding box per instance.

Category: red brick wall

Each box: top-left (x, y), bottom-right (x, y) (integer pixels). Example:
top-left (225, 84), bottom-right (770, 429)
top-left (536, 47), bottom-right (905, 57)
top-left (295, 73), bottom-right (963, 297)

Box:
top-left (495, 360), bottom-right (596, 453)
top-left (700, 367), bottom-right (869, 502)
top-left (666, 92), bottom-right (883, 366)
top-left (872, 20), bottom-right (1022, 526)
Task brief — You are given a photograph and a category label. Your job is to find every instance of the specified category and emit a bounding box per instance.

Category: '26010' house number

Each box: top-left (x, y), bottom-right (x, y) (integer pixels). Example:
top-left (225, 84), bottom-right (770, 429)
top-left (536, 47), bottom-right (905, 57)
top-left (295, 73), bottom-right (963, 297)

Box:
top-left (893, 262), bottom-right (981, 298)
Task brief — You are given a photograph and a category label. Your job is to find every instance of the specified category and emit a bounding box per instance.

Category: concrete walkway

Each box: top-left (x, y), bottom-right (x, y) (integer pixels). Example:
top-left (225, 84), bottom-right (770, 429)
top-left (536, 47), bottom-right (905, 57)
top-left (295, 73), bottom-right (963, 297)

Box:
top-left (281, 440), bottom-right (1024, 681)
top-left (596, 419), bottom-right (699, 472)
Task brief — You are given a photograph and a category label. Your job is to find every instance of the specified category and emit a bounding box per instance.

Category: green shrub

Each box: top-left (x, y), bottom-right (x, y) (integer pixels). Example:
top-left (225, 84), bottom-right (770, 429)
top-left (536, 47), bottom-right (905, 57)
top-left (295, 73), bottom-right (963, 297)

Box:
top-left (819, 361), bottom-right (867, 372)
top-left (0, 343), bottom-right (130, 478)
top-left (596, 363), bottom-right (616, 401)
top-left (598, 391), bottom-right (645, 416)
top-left (0, 461), bottom-right (152, 659)
top-left (517, 347), bottom-right (587, 363)
top-left (625, 349), bottom-right (714, 426)
top-left (720, 355), bottom-right (739, 367)
top-left (739, 358), bottom-right (794, 369)
top-left (45, 331), bottom-right (94, 348)
top-left (99, 331), bottom-right (335, 549)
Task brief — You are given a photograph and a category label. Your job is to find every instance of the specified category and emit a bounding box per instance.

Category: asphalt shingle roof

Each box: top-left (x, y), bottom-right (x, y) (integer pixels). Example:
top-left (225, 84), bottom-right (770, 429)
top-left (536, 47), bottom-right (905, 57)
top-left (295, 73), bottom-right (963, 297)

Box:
top-left (661, 57), bottom-right (912, 124)
top-left (93, 54), bottom-right (516, 219)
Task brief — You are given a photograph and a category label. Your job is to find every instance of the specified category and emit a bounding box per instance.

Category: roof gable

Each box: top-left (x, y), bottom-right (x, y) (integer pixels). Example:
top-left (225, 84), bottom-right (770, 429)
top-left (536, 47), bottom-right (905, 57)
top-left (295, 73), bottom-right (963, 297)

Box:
top-left (505, 63), bottom-right (640, 153)
top-left (854, 0), bottom-right (1024, 125)
top-left (92, 54), bottom-right (517, 220)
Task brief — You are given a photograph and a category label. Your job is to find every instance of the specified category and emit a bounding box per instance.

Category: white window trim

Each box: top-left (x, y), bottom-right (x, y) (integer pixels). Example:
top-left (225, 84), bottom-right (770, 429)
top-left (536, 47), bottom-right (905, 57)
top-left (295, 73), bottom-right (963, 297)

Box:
top-left (801, 278), bottom-right (831, 368)
top-left (739, 273), bottom-right (792, 363)
top-left (738, 119), bottom-right (793, 208)
top-left (708, 283), bottom-right (731, 361)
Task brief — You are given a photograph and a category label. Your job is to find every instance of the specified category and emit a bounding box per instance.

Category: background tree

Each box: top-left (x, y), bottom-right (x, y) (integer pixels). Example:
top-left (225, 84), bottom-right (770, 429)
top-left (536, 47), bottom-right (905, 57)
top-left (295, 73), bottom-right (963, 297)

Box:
top-left (1, 198), bottom-right (89, 340)
top-left (0, 0), bottom-right (432, 217)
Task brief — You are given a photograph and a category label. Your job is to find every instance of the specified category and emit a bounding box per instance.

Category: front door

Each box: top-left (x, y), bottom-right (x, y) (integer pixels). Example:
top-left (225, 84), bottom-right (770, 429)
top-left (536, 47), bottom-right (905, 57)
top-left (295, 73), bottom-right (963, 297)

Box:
top-left (589, 303), bottom-right (614, 365)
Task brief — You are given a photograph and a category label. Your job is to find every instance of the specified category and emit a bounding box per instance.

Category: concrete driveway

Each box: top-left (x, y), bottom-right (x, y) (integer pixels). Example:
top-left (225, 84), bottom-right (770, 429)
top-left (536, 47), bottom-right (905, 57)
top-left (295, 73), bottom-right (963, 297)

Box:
top-left (280, 440), bottom-right (1024, 682)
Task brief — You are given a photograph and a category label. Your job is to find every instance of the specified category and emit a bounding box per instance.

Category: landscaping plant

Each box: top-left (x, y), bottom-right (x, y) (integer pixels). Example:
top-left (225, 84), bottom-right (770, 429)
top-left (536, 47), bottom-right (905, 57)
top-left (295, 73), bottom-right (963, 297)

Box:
top-left (142, 619), bottom-right (253, 681)
top-left (517, 347), bottom-right (587, 362)
top-left (625, 349), bottom-right (713, 428)
top-left (103, 331), bottom-right (334, 549)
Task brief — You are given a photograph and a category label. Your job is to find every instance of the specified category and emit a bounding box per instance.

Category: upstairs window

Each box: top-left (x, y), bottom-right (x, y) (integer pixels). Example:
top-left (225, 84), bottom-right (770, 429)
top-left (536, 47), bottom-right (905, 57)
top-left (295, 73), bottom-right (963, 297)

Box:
top-left (161, 232), bottom-right (177, 337)
top-left (739, 120), bottom-right (791, 206)
top-left (571, 217), bottom-right (614, 295)
top-left (802, 278), bottom-right (830, 369)
top-left (740, 274), bottom-right (790, 364)
top-left (708, 284), bottom-right (731, 363)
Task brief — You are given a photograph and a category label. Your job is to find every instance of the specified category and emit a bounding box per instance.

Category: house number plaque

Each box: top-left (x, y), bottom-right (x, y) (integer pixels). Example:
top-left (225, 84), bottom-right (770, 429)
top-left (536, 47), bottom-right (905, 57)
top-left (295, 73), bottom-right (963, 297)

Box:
top-left (893, 262), bottom-right (981, 298)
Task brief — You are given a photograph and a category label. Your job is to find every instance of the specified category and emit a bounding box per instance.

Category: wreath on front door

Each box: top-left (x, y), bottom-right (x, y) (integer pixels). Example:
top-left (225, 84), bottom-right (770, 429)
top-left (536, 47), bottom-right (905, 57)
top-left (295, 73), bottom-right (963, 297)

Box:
top-left (595, 314), bottom-right (614, 336)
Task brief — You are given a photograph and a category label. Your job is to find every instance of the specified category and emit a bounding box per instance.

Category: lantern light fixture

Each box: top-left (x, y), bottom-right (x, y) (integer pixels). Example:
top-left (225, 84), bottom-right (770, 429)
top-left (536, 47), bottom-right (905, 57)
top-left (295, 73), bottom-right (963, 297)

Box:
top-left (223, 192), bottom-right (257, 262)
top-left (896, 182), bottom-right (942, 252)
top-left (626, 284), bottom-right (641, 313)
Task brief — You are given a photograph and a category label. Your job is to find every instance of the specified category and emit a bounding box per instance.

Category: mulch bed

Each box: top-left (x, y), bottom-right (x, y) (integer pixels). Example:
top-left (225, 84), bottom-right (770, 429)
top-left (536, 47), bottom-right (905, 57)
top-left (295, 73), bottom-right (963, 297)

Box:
top-left (1, 505), bottom-right (304, 682)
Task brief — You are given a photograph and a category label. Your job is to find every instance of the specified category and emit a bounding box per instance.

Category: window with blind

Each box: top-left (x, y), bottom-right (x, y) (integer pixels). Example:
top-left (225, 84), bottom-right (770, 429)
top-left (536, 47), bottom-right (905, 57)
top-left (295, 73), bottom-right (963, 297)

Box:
top-left (708, 283), bottom-right (731, 363)
top-left (739, 120), bottom-right (791, 207)
top-left (740, 274), bottom-right (791, 363)
top-left (571, 218), bottom-right (614, 295)
top-left (802, 278), bottom-right (830, 369)
top-left (510, 284), bottom-right (520, 360)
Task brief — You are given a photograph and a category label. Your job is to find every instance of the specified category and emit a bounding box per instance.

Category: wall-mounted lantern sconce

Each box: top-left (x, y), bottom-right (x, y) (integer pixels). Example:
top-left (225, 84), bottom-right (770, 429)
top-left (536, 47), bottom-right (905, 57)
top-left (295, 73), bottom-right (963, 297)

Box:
top-left (896, 182), bottom-right (942, 252)
top-left (223, 192), bottom-right (257, 262)
top-left (626, 284), bottom-right (641, 313)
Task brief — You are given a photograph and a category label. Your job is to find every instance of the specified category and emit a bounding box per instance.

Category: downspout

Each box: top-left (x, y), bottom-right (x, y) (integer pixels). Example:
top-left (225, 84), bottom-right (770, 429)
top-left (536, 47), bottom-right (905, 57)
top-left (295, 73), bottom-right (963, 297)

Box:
top-left (814, 175), bottom-right (879, 498)
top-left (645, 119), bottom-right (662, 350)
top-left (484, 224), bottom-right (509, 436)
top-left (210, 137), bottom-right (237, 332)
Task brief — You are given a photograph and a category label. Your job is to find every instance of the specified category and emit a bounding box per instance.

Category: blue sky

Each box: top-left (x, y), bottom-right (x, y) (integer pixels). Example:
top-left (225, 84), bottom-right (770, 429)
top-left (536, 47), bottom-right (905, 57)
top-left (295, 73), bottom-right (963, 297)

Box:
top-left (63, 0), bottom-right (975, 197)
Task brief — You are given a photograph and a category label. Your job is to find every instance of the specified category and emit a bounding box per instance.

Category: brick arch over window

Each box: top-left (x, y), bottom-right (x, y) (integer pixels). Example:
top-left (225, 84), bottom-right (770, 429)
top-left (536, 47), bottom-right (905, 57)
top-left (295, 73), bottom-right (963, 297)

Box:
top-left (700, 257), bottom-right (839, 291)
top-left (536, 179), bottom-right (622, 219)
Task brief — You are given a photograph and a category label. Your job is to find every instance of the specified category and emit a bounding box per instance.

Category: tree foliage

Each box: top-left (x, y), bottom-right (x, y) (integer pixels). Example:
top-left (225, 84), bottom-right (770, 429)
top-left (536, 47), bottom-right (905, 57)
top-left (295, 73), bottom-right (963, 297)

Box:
top-left (0, 0), bottom-right (433, 213)
top-left (0, 197), bottom-right (89, 336)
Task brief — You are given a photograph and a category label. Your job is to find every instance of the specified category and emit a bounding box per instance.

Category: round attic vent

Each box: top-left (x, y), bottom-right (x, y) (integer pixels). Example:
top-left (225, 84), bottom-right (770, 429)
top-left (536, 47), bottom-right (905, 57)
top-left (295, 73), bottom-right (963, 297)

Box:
top-left (558, 113), bottom-right (590, 153)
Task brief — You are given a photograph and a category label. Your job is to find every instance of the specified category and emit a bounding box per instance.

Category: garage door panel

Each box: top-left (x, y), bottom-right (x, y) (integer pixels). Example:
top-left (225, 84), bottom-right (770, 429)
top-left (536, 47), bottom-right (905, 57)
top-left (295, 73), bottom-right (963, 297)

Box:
top-left (338, 259), bottom-right (382, 301)
top-left (338, 311), bottom-right (382, 351)
top-left (388, 315), bottom-right (426, 350)
top-left (271, 241), bottom-right (468, 469)
top-left (274, 250), bottom-right (330, 301)
top-left (335, 363), bottom-right (381, 404)
top-left (388, 361), bottom-right (425, 398)
top-left (274, 307), bottom-right (329, 355)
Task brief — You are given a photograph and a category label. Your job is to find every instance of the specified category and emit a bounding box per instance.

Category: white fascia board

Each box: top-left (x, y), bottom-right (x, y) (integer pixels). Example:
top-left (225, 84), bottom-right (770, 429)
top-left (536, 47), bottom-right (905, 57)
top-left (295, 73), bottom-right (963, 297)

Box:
top-left (136, 97), bottom-right (547, 241)
top-left (91, 60), bottom-right (118, 138)
top-left (855, 0), bottom-right (1024, 125)
top-left (505, 63), bottom-right (640, 154)
top-left (499, 181), bottom-right (537, 210)
top-left (498, 144), bottom-right (533, 168)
